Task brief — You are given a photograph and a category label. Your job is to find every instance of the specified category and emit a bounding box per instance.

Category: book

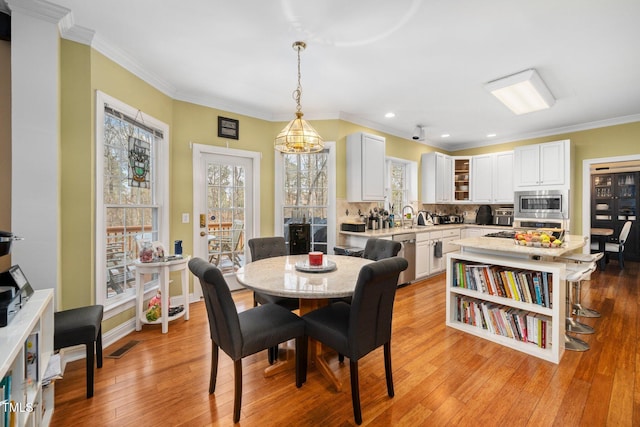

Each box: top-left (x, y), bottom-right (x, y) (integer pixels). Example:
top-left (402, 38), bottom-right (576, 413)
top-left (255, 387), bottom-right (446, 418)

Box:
top-left (25, 332), bottom-right (39, 386)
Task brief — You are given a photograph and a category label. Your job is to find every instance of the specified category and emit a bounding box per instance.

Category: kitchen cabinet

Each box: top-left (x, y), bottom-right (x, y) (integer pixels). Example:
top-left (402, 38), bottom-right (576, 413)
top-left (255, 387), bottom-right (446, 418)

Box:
top-left (415, 233), bottom-right (430, 279)
top-left (453, 157), bottom-right (470, 202)
top-left (428, 228), bottom-right (460, 276)
top-left (421, 152), bottom-right (453, 203)
top-left (493, 151), bottom-right (514, 203)
top-left (591, 172), bottom-right (639, 261)
top-left (471, 151), bottom-right (514, 204)
top-left (346, 132), bottom-right (386, 202)
top-left (514, 140), bottom-right (570, 189)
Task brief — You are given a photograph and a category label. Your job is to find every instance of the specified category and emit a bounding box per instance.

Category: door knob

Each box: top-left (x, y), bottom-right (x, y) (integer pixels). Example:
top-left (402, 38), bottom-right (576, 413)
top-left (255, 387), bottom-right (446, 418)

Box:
top-left (200, 231), bottom-right (206, 237)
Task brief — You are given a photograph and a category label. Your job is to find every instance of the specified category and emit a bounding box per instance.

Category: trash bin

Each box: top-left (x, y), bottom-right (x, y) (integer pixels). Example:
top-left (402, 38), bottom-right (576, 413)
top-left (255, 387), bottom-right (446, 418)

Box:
top-left (333, 246), bottom-right (364, 257)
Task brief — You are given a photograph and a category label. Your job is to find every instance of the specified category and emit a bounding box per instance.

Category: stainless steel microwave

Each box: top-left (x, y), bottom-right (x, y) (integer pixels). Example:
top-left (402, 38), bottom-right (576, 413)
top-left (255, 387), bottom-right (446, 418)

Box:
top-left (514, 189), bottom-right (569, 220)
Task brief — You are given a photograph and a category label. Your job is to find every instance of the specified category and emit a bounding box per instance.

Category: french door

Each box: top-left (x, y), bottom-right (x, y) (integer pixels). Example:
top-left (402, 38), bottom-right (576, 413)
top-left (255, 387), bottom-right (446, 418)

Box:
top-left (192, 145), bottom-right (260, 295)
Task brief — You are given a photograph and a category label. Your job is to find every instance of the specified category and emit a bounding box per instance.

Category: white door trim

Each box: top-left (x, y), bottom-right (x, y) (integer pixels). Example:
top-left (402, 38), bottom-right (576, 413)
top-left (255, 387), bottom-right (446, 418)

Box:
top-left (582, 153), bottom-right (640, 253)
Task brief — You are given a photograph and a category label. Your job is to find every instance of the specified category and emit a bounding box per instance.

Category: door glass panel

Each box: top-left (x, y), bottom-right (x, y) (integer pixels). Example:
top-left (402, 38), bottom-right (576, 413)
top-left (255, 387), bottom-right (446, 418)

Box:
top-left (207, 161), bottom-right (245, 272)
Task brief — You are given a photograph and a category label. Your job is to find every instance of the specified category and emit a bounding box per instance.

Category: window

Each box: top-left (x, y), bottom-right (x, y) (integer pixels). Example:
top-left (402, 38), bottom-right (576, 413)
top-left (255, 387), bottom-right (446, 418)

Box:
top-left (275, 142), bottom-right (336, 255)
top-left (386, 157), bottom-right (418, 217)
top-left (95, 91), bottom-right (169, 309)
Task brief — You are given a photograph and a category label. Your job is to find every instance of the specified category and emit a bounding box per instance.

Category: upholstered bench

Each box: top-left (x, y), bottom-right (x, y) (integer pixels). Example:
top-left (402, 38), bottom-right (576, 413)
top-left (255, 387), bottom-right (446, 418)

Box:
top-left (54, 305), bottom-right (103, 398)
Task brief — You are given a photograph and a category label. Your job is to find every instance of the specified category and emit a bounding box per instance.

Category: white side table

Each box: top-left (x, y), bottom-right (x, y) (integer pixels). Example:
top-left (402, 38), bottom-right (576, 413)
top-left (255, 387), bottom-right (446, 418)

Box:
top-left (134, 256), bottom-right (190, 333)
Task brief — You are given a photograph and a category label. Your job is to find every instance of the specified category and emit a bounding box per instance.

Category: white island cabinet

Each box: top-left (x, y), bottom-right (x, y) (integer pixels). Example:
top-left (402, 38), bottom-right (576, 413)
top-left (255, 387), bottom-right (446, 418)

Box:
top-left (346, 132), bottom-right (386, 202)
top-left (1, 289), bottom-right (55, 426)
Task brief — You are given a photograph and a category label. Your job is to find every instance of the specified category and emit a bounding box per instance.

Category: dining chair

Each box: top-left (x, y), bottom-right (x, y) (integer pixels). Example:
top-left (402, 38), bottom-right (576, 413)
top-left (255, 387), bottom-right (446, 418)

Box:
top-left (188, 257), bottom-right (307, 423)
top-left (248, 236), bottom-right (300, 363)
top-left (362, 238), bottom-right (402, 261)
top-left (302, 256), bottom-right (409, 425)
top-left (590, 220), bottom-right (632, 268)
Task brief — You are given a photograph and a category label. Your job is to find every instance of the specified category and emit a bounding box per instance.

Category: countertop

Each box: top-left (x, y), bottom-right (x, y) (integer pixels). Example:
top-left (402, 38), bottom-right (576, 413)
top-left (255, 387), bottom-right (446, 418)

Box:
top-left (339, 223), bottom-right (511, 238)
top-left (450, 234), bottom-right (586, 257)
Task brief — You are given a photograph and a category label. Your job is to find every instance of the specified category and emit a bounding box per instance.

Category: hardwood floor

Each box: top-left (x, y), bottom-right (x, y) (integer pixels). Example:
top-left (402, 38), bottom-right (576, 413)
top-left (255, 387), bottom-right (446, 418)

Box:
top-left (51, 260), bottom-right (639, 426)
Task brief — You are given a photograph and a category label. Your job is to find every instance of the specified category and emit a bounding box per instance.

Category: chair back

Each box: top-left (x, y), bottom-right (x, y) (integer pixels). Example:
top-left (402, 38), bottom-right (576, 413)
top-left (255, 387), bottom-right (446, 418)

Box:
top-left (231, 220), bottom-right (244, 251)
top-left (619, 221), bottom-right (632, 245)
top-left (362, 238), bottom-right (402, 261)
top-left (248, 236), bottom-right (287, 262)
top-left (348, 257), bottom-right (408, 360)
top-left (188, 257), bottom-right (242, 359)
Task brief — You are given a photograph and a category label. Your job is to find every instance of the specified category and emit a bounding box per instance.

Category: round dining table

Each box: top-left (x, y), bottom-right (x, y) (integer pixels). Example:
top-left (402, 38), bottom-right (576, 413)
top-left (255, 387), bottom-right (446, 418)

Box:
top-left (235, 254), bottom-right (373, 390)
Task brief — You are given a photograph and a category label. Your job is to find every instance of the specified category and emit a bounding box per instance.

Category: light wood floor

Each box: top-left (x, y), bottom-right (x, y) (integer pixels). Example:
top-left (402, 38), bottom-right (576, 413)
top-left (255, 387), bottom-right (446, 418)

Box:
top-left (51, 259), bottom-right (639, 426)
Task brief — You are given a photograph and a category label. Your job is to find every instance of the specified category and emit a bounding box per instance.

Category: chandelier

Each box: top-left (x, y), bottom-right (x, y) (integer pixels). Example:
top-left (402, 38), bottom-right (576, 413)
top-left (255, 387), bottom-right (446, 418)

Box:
top-left (274, 41), bottom-right (324, 153)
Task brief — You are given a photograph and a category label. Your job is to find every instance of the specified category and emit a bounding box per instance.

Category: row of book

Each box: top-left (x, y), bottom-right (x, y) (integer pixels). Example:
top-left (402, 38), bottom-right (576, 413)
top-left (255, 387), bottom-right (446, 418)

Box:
top-left (452, 261), bottom-right (553, 308)
top-left (455, 295), bottom-right (552, 349)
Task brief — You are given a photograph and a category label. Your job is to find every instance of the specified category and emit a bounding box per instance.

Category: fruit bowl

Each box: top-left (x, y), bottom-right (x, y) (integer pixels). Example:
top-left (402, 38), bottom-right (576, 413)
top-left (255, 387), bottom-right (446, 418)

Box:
top-left (513, 229), bottom-right (564, 248)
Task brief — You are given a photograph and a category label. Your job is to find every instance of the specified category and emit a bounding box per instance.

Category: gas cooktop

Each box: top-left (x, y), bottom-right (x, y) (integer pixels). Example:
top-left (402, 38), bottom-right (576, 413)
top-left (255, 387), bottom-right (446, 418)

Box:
top-left (484, 231), bottom-right (516, 239)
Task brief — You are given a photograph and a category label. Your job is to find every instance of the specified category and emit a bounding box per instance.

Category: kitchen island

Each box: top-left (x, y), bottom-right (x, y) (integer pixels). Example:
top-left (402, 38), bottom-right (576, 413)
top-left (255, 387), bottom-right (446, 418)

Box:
top-left (444, 234), bottom-right (587, 364)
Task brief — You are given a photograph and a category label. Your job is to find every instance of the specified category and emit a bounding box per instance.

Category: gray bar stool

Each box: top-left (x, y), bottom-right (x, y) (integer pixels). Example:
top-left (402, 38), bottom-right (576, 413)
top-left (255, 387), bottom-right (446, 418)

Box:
top-left (562, 264), bottom-right (595, 352)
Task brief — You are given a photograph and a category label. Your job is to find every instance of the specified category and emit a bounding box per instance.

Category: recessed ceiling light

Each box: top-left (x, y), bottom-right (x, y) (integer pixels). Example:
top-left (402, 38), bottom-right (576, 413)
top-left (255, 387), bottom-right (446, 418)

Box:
top-left (385, 112), bottom-right (395, 118)
top-left (441, 134), bottom-right (450, 138)
top-left (487, 133), bottom-right (497, 138)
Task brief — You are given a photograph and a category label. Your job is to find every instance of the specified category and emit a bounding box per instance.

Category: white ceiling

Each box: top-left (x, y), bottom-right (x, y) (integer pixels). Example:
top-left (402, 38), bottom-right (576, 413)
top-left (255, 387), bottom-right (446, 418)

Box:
top-left (10, 0), bottom-right (640, 150)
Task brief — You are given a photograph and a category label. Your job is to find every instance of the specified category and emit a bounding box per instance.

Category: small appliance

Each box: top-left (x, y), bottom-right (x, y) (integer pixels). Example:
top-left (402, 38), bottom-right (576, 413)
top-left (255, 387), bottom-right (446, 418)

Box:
top-left (493, 207), bottom-right (514, 226)
top-left (476, 205), bottom-right (493, 225)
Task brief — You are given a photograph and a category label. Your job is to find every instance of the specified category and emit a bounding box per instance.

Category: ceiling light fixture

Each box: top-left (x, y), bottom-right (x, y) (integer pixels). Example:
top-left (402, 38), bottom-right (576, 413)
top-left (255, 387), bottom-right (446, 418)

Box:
top-left (484, 68), bottom-right (555, 115)
top-left (412, 125), bottom-right (426, 141)
top-left (385, 112), bottom-right (396, 118)
top-left (441, 134), bottom-right (450, 138)
top-left (274, 41), bottom-right (324, 153)
top-left (487, 133), bottom-right (497, 138)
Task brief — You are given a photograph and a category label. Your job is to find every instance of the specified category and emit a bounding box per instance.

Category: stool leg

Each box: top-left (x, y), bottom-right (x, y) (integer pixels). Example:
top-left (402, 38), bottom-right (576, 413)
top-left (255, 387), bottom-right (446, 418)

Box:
top-left (573, 279), bottom-right (600, 318)
top-left (565, 332), bottom-right (589, 352)
top-left (96, 326), bottom-right (103, 369)
top-left (86, 342), bottom-right (94, 398)
top-left (566, 280), bottom-right (594, 334)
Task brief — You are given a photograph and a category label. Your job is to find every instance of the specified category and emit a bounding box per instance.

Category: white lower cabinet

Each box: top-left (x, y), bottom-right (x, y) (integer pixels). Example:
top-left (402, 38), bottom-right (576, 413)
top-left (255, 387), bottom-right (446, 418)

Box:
top-left (415, 234), bottom-right (430, 279)
top-left (445, 251), bottom-right (566, 363)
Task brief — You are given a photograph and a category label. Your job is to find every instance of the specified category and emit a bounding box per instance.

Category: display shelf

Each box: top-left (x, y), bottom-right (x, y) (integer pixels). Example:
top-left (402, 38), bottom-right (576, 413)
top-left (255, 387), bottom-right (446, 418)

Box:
top-left (0, 289), bottom-right (54, 426)
top-left (445, 251), bottom-right (565, 364)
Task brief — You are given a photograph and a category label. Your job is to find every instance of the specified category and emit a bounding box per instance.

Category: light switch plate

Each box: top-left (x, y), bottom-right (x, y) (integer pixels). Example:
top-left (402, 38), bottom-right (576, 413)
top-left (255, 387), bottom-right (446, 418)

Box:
top-left (181, 213), bottom-right (189, 223)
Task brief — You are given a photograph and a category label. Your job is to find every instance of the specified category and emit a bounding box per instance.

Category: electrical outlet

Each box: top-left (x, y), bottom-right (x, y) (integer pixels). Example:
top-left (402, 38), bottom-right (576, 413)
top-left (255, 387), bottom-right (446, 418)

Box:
top-left (181, 213), bottom-right (189, 223)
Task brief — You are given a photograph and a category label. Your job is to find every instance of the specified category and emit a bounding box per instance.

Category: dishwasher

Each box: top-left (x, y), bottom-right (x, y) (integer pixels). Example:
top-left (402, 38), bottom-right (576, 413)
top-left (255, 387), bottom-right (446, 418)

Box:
top-left (392, 232), bottom-right (416, 285)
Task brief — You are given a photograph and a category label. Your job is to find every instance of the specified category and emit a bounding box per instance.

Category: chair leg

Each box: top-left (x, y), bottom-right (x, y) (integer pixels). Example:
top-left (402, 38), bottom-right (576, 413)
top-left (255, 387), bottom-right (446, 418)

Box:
top-left (268, 345), bottom-right (279, 364)
top-left (85, 342), bottom-right (94, 398)
top-left (349, 360), bottom-right (362, 425)
top-left (96, 326), bottom-right (103, 369)
top-left (338, 353), bottom-right (345, 363)
top-left (619, 252), bottom-right (624, 269)
top-left (210, 343), bottom-right (219, 394)
top-left (296, 335), bottom-right (308, 387)
top-left (233, 359), bottom-right (243, 423)
top-left (383, 342), bottom-right (394, 398)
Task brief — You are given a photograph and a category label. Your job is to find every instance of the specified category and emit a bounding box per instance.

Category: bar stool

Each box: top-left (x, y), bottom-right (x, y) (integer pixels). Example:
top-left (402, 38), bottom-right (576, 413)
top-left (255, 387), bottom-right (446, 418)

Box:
top-left (563, 264), bottom-right (594, 352)
top-left (558, 252), bottom-right (603, 318)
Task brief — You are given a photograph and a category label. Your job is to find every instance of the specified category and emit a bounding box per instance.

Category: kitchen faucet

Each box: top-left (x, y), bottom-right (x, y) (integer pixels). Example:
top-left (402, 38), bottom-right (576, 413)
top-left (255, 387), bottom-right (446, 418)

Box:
top-left (402, 205), bottom-right (415, 228)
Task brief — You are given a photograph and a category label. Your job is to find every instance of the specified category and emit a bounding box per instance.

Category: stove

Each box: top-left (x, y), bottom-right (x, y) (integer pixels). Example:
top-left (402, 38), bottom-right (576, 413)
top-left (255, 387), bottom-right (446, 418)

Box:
top-left (484, 230), bottom-right (516, 239)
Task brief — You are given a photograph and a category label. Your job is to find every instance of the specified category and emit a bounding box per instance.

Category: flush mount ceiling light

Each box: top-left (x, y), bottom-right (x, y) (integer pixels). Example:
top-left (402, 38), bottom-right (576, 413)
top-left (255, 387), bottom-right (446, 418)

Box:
top-left (484, 69), bottom-right (555, 115)
top-left (274, 41), bottom-right (324, 153)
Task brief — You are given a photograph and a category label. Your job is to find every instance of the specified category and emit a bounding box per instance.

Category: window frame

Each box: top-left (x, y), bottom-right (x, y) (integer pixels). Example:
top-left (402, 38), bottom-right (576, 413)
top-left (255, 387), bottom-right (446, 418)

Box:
top-left (95, 91), bottom-right (170, 316)
top-left (385, 156), bottom-right (418, 215)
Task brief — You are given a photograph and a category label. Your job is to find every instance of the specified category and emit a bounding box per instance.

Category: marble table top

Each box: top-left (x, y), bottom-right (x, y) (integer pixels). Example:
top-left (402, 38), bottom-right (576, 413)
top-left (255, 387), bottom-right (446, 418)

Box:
top-left (235, 254), bottom-right (372, 299)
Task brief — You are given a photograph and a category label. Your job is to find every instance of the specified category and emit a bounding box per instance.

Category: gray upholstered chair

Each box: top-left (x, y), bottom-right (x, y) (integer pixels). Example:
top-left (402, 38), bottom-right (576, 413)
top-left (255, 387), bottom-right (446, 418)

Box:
top-left (188, 258), bottom-right (307, 423)
top-left (54, 305), bottom-right (103, 398)
top-left (362, 238), bottom-right (402, 261)
top-left (302, 257), bottom-right (408, 425)
top-left (248, 236), bottom-right (300, 363)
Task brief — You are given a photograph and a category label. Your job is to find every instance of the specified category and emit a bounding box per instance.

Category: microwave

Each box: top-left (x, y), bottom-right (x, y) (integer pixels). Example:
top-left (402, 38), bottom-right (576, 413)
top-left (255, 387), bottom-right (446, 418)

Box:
top-left (514, 189), bottom-right (569, 221)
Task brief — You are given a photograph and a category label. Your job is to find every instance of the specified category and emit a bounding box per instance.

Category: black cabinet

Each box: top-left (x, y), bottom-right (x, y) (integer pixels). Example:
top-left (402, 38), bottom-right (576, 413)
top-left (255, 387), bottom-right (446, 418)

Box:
top-left (591, 172), bottom-right (638, 261)
top-left (288, 223), bottom-right (310, 255)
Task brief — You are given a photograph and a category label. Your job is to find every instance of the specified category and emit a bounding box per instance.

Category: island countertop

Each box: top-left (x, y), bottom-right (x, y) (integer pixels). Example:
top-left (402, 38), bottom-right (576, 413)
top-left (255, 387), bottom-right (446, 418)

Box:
top-left (450, 234), bottom-right (586, 258)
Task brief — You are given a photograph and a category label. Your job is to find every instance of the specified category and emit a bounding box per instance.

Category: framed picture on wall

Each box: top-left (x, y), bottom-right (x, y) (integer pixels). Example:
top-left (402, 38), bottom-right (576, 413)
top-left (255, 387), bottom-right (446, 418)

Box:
top-left (218, 116), bottom-right (239, 140)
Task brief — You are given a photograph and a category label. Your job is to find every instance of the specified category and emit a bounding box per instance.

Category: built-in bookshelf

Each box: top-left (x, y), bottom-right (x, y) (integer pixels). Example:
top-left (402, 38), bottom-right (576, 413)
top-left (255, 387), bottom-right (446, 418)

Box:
top-left (446, 252), bottom-right (566, 363)
top-left (0, 290), bottom-right (54, 427)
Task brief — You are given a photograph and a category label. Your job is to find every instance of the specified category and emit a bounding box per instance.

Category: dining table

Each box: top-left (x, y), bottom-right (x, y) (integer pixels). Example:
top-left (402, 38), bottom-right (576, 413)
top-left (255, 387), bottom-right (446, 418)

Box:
top-left (591, 227), bottom-right (614, 270)
top-left (235, 254), bottom-right (373, 391)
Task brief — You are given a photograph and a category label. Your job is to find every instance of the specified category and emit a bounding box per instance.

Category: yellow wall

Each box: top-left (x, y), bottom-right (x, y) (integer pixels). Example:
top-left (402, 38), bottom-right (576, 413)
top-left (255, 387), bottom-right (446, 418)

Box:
top-left (58, 40), bottom-right (640, 333)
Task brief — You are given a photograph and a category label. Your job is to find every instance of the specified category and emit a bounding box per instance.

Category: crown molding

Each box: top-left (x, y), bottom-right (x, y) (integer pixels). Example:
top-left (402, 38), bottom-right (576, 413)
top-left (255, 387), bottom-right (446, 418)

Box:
top-left (58, 12), bottom-right (93, 45)
top-left (6, 0), bottom-right (69, 23)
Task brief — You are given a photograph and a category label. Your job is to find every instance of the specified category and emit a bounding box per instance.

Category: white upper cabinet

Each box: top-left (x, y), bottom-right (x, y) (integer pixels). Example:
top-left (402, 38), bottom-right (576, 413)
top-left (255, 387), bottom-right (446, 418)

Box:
top-left (514, 140), bottom-right (570, 190)
top-left (422, 152), bottom-right (453, 203)
top-left (493, 151), bottom-right (514, 203)
top-left (347, 132), bottom-right (386, 202)
top-left (470, 154), bottom-right (493, 203)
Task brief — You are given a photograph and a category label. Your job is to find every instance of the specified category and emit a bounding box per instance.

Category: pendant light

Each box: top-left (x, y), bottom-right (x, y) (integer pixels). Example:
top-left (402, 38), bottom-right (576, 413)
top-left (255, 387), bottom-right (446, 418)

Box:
top-left (274, 41), bottom-right (324, 153)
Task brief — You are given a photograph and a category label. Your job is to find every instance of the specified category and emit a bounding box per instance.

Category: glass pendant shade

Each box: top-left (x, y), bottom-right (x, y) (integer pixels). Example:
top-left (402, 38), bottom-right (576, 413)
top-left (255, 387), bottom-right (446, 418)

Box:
top-left (274, 41), bottom-right (324, 153)
top-left (274, 112), bottom-right (324, 153)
